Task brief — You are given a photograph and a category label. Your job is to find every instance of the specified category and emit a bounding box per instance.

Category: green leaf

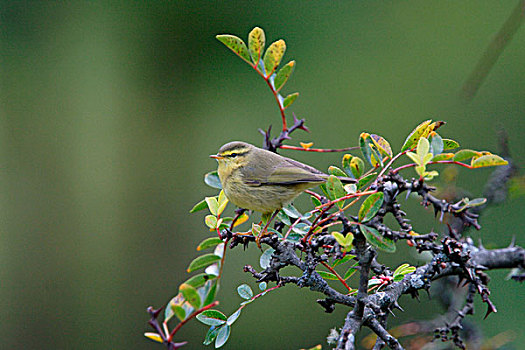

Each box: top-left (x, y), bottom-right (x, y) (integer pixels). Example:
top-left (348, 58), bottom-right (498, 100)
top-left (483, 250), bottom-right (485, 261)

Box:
top-left (429, 133), bottom-right (444, 156)
top-left (331, 232), bottom-right (346, 246)
top-left (311, 195), bottom-right (322, 207)
top-left (416, 137), bottom-right (430, 162)
top-left (166, 294), bottom-right (186, 322)
top-left (442, 138), bottom-right (460, 150)
top-left (187, 254), bottom-right (221, 273)
top-left (401, 119), bottom-right (432, 152)
top-left (237, 284), bottom-right (254, 300)
top-left (328, 166), bottom-right (347, 177)
top-left (282, 203), bottom-right (301, 218)
top-left (216, 34), bottom-right (250, 63)
top-left (471, 154), bottom-right (508, 168)
top-left (370, 134), bottom-right (393, 158)
top-left (350, 157), bottom-right (365, 178)
top-left (317, 270), bottom-right (338, 280)
top-left (431, 153), bottom-right (454, 161)
top-left (144, 332), bottom-right (163, 343)
top-left (227, 309), bottom-right (242, 325)
top-left (453, 149), bottom-right (480, 162)
top-left (190, 199), bottom-right (208, 213)
top-left (196, 309), bottom-right (227, 326)
top-left (203, 326), bottom-right (220, 345)
top-left (393, 263), bottom-right (416, 281)
top-left (205, 197), bottom-right (219, 216)
top-left (344, 183), bottom-right (357, 194)
top-left (215, 325), bottom-right (231, 348)
top-left (179, 283), bottom-right (202, 309)
top-left (263, 39), bottom-right (286, 76)
top-left (276, 210), bottom-right (291, 226)
top-left (343, 265), bottom-right (358, 280)
top-left (274, 60), bottom-right (295, 91)
top-left (357, 173), bottom-right (376, 190)
top-left (204, 171), bottom-right (222, 189)
top-left (342, 154), bottom-right (354, 178)
top-left (197, 237), bottom-right (224, 251)
top-left (465, 197), bottom-right (487, 207)
top-left (406, 151), bottom-right (420, 165)
top-left (332, 254), bottom-right (356, 268)
top-left (358, 192), bottom-right (384, 223)
top-left (205, 215), bottom-right (218, 229)
top-left (292, 222), bottom-right (310, 235)
top-left (203, 281), bottom-right (218, 306)
top-left (359, 225), bottom-right (396, 253)
top-left (260, 248), bottom-right (275, 269)
top-left (259, 282), bottom-right (267, 291)
top-left (183, 273), bottom-right (213, 289)
top-left (248, 27), bottom-right (265, 64)
top-left (326, 175), bottom-right (346, 208)
top-left (360, 133), bottom-right (382, 167)
top-left (283, 92), bottom-right (299, 109)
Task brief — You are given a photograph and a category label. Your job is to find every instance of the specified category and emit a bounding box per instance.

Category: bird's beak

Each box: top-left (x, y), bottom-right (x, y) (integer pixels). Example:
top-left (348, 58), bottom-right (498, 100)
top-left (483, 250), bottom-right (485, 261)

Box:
top-left (210, 154), bottom-right (223, 160)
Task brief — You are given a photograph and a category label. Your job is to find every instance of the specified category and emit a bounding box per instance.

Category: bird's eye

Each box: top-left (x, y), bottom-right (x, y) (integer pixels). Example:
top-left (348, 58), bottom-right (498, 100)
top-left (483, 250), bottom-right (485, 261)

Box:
top-left (229, 153), bottom-right (238, 157)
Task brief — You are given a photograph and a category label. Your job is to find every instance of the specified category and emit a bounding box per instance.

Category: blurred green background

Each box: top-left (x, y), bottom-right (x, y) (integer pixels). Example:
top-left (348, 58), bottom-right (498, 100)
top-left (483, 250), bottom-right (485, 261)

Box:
top-left (1, 1), bottom-right (524, 349)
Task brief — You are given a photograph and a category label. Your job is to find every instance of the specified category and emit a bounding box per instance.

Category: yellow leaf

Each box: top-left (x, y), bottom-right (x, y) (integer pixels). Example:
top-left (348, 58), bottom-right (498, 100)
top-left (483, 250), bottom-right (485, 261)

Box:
top-left (144, 333), bottom-right (163, 343)
top-left (470, 154), bottom-right (508, 168)
top-left (300, 142), bottom-right (314, 149)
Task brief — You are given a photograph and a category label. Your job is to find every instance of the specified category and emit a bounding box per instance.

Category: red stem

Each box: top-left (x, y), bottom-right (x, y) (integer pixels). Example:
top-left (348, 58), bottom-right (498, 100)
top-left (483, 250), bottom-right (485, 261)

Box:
top-left (167, 301), bottom-right (220, 341)
top-left (392, 160), bottom-right (473, 174)
top-left (250, 62), bottom-right (288, 132)
top-left (320, 261), bottom-right (353, 292)
top-left (279, 145), bottom-right (359, 153)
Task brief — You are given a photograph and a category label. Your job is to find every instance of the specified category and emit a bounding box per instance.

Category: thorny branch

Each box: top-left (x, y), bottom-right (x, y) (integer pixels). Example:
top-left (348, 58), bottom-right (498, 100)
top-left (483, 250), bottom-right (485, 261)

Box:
top-left (233, 150), bottom-right (523, 349)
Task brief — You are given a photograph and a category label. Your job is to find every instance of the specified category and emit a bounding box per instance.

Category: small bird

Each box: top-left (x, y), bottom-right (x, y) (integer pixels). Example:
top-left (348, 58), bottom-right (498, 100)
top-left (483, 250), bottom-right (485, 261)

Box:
top-left (210, 141), bottom-right (355, 241)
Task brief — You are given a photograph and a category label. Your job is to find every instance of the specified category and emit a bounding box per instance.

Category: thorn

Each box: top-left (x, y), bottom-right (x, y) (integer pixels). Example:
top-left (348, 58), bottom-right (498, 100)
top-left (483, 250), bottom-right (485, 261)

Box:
top-left (509, 236), bottom-right (516, 247)
top-left (388, 309), bottom-right (396, 317)
top-left (393, 301), bottom-right (405, 312)
top-left (405, 189), bottom-right (412, 200)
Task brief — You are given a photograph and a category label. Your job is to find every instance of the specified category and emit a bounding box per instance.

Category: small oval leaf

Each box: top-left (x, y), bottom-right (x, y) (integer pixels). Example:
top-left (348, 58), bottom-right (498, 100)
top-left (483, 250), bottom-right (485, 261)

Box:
top-left (248, 27), bottom-right (265, 64)
top-left (215, 325), bottom-right (231, 348)
top-left (274, 60), bottom-right (295, 91)
top-left (179, 283), bottom-right (202, 309)
top-left (187, 254), bottom-right (221, 273)
top-left (183, 273), bottom-right (213, 289)
top-left (357, 173), bottom-right (376, 190)
top-left (470, 154), bottom-right (508, 168)
top-left (196, 309), bottom-right (227, 326)
top-left (204, 171), bottom-right (222, 189)
top-left (370, 134), bottom-right (393, 158)
top-left (237, 284), bottom-right (254, 300)
top-left (453, 149), bottom-right (480, 162)
top-left (190, 199), bottom-right (208, 213)
top-left (358, 192), bottom-right (384, 223)
top-left (216, 35), bottom-right (250, 63)
top-left (359, 225), bottom-right (396, 253)
top-left (432, 153), bottom-right (454, 161)
top-left (205, 197), bottom-right (219, 216)
top-left (144, 332), bottom-right (163, 343)
top-left (283, 92), bottom-right (299, 109)
top-left (263, 39), bottom-right (286, 76)
top-left (197, 237), bottom-right (224, 251)
top-left (401, 120), bottom-right (432, 152)
top-left (317, 270), bottom-right (338, 280)
top-left (227, 309), bottom-right (242, 325)
top-left (328, 166), bottom-right (347, 177)
top-left (442, 138), bottom-right (460, 150)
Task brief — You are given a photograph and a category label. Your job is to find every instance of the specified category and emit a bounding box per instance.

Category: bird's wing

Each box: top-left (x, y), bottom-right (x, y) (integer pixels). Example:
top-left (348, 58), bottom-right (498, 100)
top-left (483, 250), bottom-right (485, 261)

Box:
top-left (263, 164), bottom-right (326, 185)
